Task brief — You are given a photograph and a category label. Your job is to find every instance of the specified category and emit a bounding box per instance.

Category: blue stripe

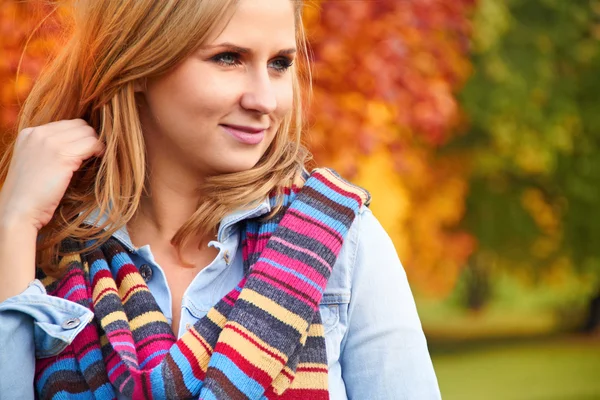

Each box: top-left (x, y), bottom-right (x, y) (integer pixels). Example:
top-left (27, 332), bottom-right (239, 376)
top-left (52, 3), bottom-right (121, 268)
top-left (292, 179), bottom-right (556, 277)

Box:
top-left (260, 258), bottom-right (323, 293)
top-left (89, 257), bottom-right (110, 283)
top-left (292, 201), bottom-right (349, 236)
top-left (107, 360), bottom-right (124, 377)
top-left (64, 284), bottom-right (87, 299)
top-left (308, 175), bottom-right (363, 210)
top-left (139, 349), bottom-right (168, 368)
top-left (92, 382), bottom-right (116, 398)
top-left (54, 390), bottom-right (96, 399)
top-left (78, 347), bottom-right (104, 372)
top-left (150, 366), bottom-right (167, 398)
top-left (112, 341), bottom-right (137, 350)
top-left (207, 353), bottom-right (265, 398)
top-left (109, 251), bottom-right (135, 274)
top-left (170, 344), bottom-right (203, 393)
top-left (37, 357), bottom-right (79, 391)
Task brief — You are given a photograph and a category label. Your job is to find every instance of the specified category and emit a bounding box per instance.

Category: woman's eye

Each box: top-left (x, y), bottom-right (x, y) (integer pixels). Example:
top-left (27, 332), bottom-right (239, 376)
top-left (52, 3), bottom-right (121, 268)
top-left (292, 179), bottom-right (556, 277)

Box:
top-left (212, 52), bottom-right (240, 66)
top-left (270, 58), bottom-right (294, 73)
top-left (211, 52), bottom-right (293, 73)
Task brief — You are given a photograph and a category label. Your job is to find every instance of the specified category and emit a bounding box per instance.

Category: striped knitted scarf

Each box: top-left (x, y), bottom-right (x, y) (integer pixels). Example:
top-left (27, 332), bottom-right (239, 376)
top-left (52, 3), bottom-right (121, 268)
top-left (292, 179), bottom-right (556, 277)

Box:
top-left (34, 168), bottom-right (370, 400)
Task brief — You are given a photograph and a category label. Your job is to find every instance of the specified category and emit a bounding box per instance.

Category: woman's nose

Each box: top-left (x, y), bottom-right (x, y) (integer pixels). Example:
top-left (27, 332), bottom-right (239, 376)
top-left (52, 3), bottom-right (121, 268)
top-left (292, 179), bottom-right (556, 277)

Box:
top-left (240, 71), bottom-right (277, 115)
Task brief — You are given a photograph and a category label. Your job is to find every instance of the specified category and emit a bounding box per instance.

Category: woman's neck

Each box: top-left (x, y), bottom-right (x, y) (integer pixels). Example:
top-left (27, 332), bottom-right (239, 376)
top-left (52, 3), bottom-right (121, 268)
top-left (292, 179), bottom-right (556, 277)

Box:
top-left (126, 159), bottom-right (208, 254)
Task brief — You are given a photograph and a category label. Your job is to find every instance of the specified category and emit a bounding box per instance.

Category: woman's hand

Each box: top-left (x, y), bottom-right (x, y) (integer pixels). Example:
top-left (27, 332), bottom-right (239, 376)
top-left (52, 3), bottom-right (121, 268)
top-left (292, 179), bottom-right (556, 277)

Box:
top-left (0, 119), bottom-right (105, 231)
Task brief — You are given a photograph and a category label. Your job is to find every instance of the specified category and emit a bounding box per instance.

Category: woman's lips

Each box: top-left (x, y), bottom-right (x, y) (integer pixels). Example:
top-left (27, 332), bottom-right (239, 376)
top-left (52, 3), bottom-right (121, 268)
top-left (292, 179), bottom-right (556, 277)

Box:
top-left (220, 124), bottom-right (266, 145)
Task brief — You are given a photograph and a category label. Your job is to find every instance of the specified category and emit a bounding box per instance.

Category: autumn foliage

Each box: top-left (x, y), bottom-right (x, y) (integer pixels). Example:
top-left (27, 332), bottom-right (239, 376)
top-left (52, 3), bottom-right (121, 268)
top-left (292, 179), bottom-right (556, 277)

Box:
top-left (303, 1), bottom-right (476, 295)
top-left (0, 2), bottom-right (63, 134)
top-left (0, 0), bottom-right (477, 297)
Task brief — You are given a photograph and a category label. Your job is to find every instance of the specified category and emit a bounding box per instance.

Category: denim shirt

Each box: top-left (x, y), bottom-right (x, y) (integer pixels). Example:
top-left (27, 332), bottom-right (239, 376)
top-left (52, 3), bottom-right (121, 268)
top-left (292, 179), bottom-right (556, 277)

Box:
top-left (0, 198), bottom-right (441, 399)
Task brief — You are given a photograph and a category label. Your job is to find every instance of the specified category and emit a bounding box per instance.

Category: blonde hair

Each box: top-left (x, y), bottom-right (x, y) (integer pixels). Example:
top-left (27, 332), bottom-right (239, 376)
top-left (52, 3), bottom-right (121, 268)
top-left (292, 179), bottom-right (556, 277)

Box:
top-left (0, 0), bottom-right (313, 275)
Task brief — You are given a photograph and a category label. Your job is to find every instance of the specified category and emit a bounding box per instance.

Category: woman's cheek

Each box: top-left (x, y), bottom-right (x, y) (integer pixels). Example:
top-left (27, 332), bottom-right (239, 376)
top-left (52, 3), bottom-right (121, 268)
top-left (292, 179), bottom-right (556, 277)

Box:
top-left (278, 81), bottom-right (294, 111)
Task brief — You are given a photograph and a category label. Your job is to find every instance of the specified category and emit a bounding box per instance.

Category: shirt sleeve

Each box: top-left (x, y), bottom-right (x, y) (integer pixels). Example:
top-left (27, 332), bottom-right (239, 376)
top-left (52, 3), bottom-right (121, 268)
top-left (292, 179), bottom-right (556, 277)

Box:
top-left (340, 208), bottom-right (442, 400)
top-left (0, 279), bottom-right (93, 398)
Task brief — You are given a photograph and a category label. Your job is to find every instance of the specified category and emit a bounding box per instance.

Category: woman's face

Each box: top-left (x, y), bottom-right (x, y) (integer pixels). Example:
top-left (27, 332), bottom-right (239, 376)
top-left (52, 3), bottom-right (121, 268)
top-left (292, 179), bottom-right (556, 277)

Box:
top-left (137, 0), bottom-right (296, 178)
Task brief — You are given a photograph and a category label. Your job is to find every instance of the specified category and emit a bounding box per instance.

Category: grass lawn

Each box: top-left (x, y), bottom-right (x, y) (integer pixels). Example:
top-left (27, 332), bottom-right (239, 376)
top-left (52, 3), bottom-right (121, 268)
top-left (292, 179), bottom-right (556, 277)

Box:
top-left (431, 335), bottom-right (600, 400)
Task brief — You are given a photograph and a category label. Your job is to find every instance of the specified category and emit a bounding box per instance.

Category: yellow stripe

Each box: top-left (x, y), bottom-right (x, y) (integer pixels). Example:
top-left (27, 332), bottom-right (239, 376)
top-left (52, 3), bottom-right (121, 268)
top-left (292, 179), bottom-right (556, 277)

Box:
top-left (307, 323), bottom-right (324, 337)
top-left (130, 311), bottom-right (168, 331)
top-left (297, 362), bottom-right (327, 370)
top-left (39, 253), bottom-right (80, 287)
top-left (100, 310), bottom-right (128, 327)
top-left (288, 370), bottom-right (328, 390)
top-left (92, 277), bottom-right (118, 303)
top-left (207, 308), bottom-right (227, 329)
top-left (239, 289), bottom-right (308, 335)
top-left (227, 321), bottom-right (287, 361)
top-left (220, 321), bottom-right (287, 379)
top-left (58, 253), bottom-right (81, 270)
top-left (121, 283), bottom-right (149, 303)
top-left (118, 272), bottom-right (147, 295)
top-left (272, 365), bottom-right (294, 395)
top-left (180, 332), bottom-right (212, 374)
top-left (319, 168), bottom-right (366, 197)
top-left (321, 168), bottom-right (370, 203)
top-left (274, 363), bottom-right (329, 392)
top-left (298, 329), bottom-right (308, 346)
top-left (40, 275), bottom-right (56, 287)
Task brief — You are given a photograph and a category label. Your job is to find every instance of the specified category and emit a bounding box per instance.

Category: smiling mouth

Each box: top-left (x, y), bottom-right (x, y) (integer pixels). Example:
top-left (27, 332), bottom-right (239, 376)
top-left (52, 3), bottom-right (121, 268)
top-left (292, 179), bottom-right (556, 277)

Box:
top-left (220, 124), bottom-right (266, 145)
top-left (220, 123), bottom-right (269, 133)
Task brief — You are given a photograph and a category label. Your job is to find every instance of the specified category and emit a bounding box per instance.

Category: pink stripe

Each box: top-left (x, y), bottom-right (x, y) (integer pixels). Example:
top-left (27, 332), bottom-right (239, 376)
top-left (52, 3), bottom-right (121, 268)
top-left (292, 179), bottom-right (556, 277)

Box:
top-left (258, 251), bottom-right (328, 287)
top-left (107, 360), bottom-right (128, 379)
top-left (138, 345), bottom-right (170, 367)
top-left (244, 232), bottom-right (274, 240)
top-left (75, 327), bottom-right (99, 360)
top-left (284, 210), bottom-right (344, 242)
top-left (105, 348), bottom-right (119, 366)
top-left (279, 214), bottom-right (335, 246)
top-left (250, 237), bottom-right (270, 249)
top-left (119, 353), bottom-right (139, 366)
top-left (268, 237), bottom-right (331, 272)
top-left (65, 286), bottom-right (88, 301)
top-left (136, 333), bottom-right (174, 348)
top-left (132, 374), bottom-right (148, 399)
top-left (112, 341), bottom-right (135, 351)
top-left (252, 272), bottom-right (318, 310)
top-left (53, 269), bottom-right (86, 298)
top-left (222, 296), bottom-right (235, 307)
top-left (119, 374), bottom-right (133, 392)
top-left (283, 212), bottom-right (343, 249)
top-left (107, 329), bottom-right (134, 339)
top-left (253, 262), bottom-right (323, 299)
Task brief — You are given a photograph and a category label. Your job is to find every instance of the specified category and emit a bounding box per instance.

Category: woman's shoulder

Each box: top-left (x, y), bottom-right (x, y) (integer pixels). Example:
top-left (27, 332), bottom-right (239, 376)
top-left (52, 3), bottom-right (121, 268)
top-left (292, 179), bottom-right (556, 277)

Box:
top-left (328, 204), bottom-right (395, 285)
top-left (339, 204), bottom-right (390, 265)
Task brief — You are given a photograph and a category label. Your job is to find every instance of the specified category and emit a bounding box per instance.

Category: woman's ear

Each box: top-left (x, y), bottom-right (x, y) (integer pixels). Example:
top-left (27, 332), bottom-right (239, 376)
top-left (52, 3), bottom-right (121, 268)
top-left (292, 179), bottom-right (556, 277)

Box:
top-left (133, 78), bottom-right (147, 93)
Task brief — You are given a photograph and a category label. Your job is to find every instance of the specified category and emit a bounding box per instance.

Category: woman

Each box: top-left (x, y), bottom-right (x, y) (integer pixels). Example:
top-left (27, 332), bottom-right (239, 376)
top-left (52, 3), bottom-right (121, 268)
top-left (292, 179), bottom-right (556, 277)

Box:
top-left (0, 0), bottom-right (441, 399)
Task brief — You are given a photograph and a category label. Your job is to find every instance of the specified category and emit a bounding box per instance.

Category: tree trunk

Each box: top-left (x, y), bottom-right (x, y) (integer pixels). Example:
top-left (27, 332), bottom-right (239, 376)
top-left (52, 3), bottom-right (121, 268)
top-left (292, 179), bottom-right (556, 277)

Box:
top-left (463, 256), bottom-right (492, 312)
top-left (582, 291), bottom-right (600, 333)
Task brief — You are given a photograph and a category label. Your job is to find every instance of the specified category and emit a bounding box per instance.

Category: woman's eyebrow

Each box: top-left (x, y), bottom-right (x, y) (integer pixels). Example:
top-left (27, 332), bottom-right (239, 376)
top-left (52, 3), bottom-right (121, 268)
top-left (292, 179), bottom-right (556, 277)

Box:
top-left (202, 42), bottom-right (297, 56)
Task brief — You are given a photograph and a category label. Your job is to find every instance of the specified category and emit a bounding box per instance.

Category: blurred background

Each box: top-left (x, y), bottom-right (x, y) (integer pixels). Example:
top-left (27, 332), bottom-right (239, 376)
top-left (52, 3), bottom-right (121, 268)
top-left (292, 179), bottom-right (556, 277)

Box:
top-left (1, 1), bottom-right (599, 399)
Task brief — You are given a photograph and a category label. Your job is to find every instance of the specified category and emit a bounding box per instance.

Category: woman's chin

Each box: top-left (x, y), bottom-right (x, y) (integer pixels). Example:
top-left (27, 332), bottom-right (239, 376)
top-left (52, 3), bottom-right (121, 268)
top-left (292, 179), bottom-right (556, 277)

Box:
top-left (207, 157), bottom-right (264, 176)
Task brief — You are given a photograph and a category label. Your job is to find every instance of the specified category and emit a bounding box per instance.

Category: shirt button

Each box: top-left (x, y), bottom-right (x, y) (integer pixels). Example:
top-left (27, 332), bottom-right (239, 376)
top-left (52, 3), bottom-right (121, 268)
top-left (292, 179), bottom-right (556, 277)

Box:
top-left (223, 250), bottom-right (231, 265)
top-left (139, 264), bottom-right (153, 282)
top-left (61, 317), bottom-right (81, 330)
top-left (185, 323), bottom-right (192, 330)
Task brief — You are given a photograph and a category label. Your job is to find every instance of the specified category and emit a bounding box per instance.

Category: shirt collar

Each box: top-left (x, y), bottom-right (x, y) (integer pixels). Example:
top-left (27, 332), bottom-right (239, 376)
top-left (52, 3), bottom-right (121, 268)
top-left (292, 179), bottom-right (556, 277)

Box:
top-left (81, 197), bottom-right (272, 251)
